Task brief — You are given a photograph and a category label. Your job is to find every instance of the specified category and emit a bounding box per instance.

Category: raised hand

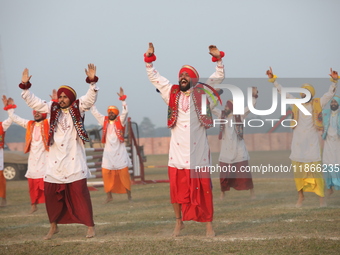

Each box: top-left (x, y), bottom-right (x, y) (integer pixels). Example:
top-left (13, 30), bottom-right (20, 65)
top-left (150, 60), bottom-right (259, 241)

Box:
top-left (22, 68), bottom-right (32, 83)
top-left (329, 68), bottom-right (338, 80)
top-left (85, 64), bottom-right (96, 80)
top-left (209, 45), bottom-right (221, 59)
top-left (146, 42), bottom-right (154, 57)
top-left (2, 95), bottom-right (8, 107)
top-left (117, 87), bottom-right (125, 98)
top-left (266, 67), bottom-right (274, 79)
top-left (50, 89), bottom-right (57, 101)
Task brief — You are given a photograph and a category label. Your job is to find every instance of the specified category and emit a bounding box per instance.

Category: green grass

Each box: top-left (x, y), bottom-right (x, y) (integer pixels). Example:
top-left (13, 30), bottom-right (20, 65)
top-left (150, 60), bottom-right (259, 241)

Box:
top-left (1, 151), bottom-right (340, 255)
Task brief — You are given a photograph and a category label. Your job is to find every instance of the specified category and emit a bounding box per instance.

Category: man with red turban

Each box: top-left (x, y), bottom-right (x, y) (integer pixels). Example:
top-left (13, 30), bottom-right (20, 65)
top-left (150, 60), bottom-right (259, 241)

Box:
top-left (19, 64), bottom-right (98, 240)
top-left (267, 67), bottom-right (338, 207)
top-left (4, 95), bottom-right (49, 213)
top-left (144, 43), bottom-right (225, 237)
top-left (212, 87), bottom-right (258, 200)
top-left (91, 87), bottom-right (132, 203)
top-left (0, 96), bottom-right (13, 207)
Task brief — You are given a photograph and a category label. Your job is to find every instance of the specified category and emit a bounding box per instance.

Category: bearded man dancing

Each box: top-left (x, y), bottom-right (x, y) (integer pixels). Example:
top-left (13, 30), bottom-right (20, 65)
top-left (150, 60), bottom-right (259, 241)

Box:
top-left (266, 67), bottom-right (338, 207)
top-left (144, 42), bottom-right (225, 237)
top-left (322, 95), bottom-right (340, 198)
top-left (91, 87), bottom-right (132, 203)
top-left (19, 64), bottom-right (98, 239)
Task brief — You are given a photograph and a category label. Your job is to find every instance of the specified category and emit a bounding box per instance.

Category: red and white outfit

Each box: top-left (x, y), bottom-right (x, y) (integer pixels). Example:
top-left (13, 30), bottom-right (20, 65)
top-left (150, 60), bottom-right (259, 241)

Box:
top-left (21, 82), bottom-right (98, 227)
top-left (146, 57), bottom-right (225, 222)
top-left (7, 109), bottom-right (48, 205)
top-left (0, 117), bottom-right (12, 200)
top-left (212, 98), bottom-right (256, 191)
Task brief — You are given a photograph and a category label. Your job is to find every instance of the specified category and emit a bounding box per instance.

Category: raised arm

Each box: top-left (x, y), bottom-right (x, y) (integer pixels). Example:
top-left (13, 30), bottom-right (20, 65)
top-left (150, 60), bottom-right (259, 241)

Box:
top-left (90, 105), bottom-right (105, 126)
top-left (320, 68), bottom-right (338, 108)
top-left (266, 67), bottom-right (295, 99)
top-left (145, 42), bottom-right (173, 105)
top-left (79, 64), bottom-right (99, 111)
top-left (117, 87), bottom-right (128, 125)
top-left (205, 45), bottom-right (225, 87)
top-left (19, 68), bottom-right (50, 113)
top-left (4, 97), bottom-right (29, 128)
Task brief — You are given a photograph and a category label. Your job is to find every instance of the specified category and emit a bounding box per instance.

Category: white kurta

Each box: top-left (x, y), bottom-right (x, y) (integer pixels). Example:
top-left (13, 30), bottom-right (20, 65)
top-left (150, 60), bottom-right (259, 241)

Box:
top-left (91, 102), bottom-right (132, 170)
top-left (146, 61), bottom-right (225, 169)
top-left (212, 98), bottom-right (256, 164)
top-left (0, 117), bottom-right (12, 171)
top-left (21, 84), bottom-right (98, 183)
top-left (7, 109), bottom-right (48, 179)
top-left (273, 81), bottom-right (337, 162)
top-left (323, 111), bottom-right (340, 164)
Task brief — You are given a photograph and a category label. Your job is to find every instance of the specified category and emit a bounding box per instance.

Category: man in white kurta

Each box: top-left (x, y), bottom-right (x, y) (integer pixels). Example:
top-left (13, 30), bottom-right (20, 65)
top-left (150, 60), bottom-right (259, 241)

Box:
top-left (19, 64), bottom-right (98, 239)
top-left (6, 99), bottom-right (49, 213)
top-left (145, 43), bottom-right (225, 237)
top-left (322, 96), bottom-right (340, 197)
top-left (0, 101), bottom-right (13, 207)
top-left (91, 88), bottom-right (132, 203)
top-left (267, 67), bottom-right (338, 207)
top-left (212, 88), bottom-right (257, 199)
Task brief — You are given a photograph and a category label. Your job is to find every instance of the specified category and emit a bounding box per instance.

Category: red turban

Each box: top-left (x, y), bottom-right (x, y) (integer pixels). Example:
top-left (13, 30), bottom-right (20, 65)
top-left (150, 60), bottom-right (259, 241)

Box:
top-left (57, 85), bottom-right (77, 104)
top-left (107, 106), bottom-right (119, 115)
top-left (179, 65), bottom-right (199, 85)
top-left (33, 110), bottom-right (47, 120)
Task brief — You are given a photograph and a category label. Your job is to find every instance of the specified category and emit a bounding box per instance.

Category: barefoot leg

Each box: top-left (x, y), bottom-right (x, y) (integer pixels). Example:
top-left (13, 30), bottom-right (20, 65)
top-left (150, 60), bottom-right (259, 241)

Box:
top-left (126, 189), bottom-right (132, 201)
top-left (250, 188), bottom-right (256, 199)
top-left (172, 203), bottom-right (184, 237)
top-left (296, 190), bottom-right (304, 208)
top-left (104, 192), bottom-right (113, 204)
top-left (219, 191), bottom-right (225, 200)
top-left (206, 222), bottom-right (215, 237)
top-left (43, 222), bottom-right (59, 240)
top-left (86, 226), bottom-right (95, 238)
top-left (30, 203), bottom-right (38, 214)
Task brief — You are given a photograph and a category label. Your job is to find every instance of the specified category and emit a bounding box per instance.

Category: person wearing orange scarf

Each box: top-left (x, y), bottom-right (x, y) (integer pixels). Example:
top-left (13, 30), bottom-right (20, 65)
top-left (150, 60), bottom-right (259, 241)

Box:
top-left (267, 67), bottom-right (338, 207)
top-left (91, 87), bottom-right (132, 203)
top-left (4, 96), bottom-right (49, 213)
top-left (145, 43), bottom-right (225, 237)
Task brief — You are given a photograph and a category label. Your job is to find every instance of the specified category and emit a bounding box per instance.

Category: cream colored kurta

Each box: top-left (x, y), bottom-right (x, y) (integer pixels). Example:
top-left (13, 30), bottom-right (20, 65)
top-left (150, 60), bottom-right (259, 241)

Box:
top-left (323, 111), bottom-right (340, 165)
top-left (21, 84), bottom-right (98, 183)
top-left (0, 117), bottom-right (12, 171)
top-left (7, 109), bottom-right (48, 179)
top-left (273, 81), bottom-right (337, 162)
top-left (212, 98), bottom-right (256, 164)
top-left (146, 61), bottom-right (225, 169)
top-left (91, 102), bottom-right (132, 170)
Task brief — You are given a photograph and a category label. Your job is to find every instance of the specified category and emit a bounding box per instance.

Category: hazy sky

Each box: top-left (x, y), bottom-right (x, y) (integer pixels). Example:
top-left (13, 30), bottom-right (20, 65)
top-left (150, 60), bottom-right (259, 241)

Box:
top-left (1, 0), bottom-right (340, 128)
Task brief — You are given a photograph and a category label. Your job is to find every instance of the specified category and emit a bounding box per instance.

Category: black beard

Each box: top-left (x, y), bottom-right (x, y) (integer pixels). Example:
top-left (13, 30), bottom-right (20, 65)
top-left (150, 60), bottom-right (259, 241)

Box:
top-left (109, 115), bottom-right (117, 121)
top-left (179, 80), bottom-right (191, 92)
top-left (35, 118), bottom-right (43, 122)
top-left (331, 104), bottom-right (339, 111)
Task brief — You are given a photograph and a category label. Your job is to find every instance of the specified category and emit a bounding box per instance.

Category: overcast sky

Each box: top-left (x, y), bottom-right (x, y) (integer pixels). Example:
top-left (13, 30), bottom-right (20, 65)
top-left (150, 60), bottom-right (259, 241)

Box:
top-left (1, 0), bottom-right (340, 128)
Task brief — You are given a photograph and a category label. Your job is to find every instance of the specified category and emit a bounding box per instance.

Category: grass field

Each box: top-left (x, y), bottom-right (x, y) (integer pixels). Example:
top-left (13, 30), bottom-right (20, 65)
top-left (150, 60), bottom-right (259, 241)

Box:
top-left (1, 151), bottom-right (340, 255)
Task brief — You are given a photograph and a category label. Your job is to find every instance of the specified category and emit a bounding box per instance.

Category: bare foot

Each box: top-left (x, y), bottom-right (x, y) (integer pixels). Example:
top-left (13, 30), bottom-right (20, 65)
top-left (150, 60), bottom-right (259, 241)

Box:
top-left (296, 196), bottom-right (304, 208)
top-left (86, 226), bottom-right (95, 238)
top-left (206, 222), bottom-right (215, 237)
top-left (30, 204), bottom-right (38, 214)
top-left (320, 197), bottom-right (327, 207)
top-left (127, 190), bottom-right (132, 202)
top-left (172, 219), bottom-right (185, 237)
top-left (43, 223), bottom-right (59, 240)
top-left (327, 189), bottom-right (334, 198)
top-left (0, 198), bottom-right (7, 207)
top-left (219, 191), bottom-right (225, 200)
top-left (104, 197), bottom-right (113, 204)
